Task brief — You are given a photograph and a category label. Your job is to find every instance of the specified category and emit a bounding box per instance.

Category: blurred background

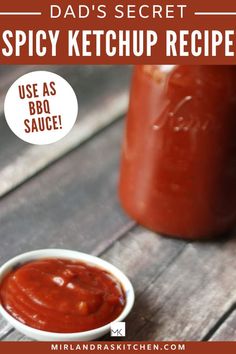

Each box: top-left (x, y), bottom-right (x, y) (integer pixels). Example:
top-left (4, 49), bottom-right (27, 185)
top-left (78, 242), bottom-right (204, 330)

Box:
top-left (0, 65), bottom-right (132, 197)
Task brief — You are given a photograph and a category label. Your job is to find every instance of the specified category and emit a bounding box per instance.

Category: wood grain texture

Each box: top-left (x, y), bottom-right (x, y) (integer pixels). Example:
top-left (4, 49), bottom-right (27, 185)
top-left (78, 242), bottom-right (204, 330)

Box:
top-left (103, 227), bottom-right (185, 296)
top-left (101, 227), bottom-right (186, 341)
top-left (210, 310), bottom-right (236, 341)
top-left (2, 331), bottom-right (25, 341)
top-left (127, 235), bottom-right (236, 341)
top-left (0, 120), bottom-right (129, 265)
top-left (0, 318), bottom-right (12, 340)
top-left (0, 119), bottom-right (135, 339)
top-left (0, 65), bottom-right (131, 197)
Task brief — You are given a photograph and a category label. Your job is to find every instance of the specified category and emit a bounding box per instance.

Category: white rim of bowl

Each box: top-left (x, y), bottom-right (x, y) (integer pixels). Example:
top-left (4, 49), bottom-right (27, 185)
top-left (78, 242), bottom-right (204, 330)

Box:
top-left (0, 249), bottom-right (135, 339)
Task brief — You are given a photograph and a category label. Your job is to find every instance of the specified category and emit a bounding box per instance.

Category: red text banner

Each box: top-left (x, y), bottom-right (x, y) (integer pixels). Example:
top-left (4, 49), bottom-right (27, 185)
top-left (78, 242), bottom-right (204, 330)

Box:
top-left (1, 1), bottom-right (236, 64)
top-left (0, 342), bottom-right (236, 354)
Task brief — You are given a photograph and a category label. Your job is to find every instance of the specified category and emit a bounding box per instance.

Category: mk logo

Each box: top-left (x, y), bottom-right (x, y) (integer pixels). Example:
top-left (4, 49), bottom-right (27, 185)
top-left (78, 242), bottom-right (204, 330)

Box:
top-left (110, 322), bottom-right (126, 337)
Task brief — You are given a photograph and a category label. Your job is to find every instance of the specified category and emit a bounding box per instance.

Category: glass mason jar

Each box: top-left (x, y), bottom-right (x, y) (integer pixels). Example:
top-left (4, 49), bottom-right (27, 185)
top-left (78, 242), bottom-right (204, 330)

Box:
top-left (119, 65), bottom-right (236, 240)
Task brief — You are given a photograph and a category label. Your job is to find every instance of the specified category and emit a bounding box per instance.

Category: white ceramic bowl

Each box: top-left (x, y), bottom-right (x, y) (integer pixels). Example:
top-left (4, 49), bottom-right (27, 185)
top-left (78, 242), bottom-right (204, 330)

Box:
top-left (0, 249), bottom-right (135, 341)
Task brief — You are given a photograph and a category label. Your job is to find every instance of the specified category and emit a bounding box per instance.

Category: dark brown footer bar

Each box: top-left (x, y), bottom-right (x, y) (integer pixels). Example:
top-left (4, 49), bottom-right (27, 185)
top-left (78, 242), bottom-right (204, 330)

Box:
top-left (0, 342), bottom-right (235, 354)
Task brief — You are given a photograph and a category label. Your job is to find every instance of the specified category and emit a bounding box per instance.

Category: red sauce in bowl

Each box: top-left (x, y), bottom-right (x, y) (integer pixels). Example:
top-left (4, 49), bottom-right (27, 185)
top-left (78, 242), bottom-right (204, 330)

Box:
top-left (0, 258), bottom-right (126, 333)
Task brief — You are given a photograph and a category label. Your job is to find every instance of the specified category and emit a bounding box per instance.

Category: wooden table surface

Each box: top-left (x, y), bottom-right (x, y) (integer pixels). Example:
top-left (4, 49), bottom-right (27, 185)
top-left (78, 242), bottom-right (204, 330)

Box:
top-left (0, 65), bottom-right (236, 341)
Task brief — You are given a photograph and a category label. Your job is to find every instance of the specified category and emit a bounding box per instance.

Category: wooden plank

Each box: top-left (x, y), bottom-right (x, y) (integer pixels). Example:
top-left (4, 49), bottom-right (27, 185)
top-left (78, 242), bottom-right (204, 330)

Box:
top-left (0, 319), bottom-right (12, 339)
top-left (0, 119), bottom-right (129, 263)
top-left (0, 119), bottom-right (134, 339)
top-left (126, 236), bottom-right (236, 341)
top-left (210, 310), bottom-right (236, 341)
top-left (101, 227), bottom-right (186, 341)
top-left (103, 227), bottom-right (185, 296)
top-left (2, 331), bottom-right (25, 341)
top-left (0, 65), bottom-right (131, 197)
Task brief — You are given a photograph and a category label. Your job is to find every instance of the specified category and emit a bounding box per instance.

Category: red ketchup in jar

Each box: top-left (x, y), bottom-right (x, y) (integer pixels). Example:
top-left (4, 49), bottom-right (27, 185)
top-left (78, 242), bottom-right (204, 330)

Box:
top-left (119, 65), bottom-right (236, 240)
